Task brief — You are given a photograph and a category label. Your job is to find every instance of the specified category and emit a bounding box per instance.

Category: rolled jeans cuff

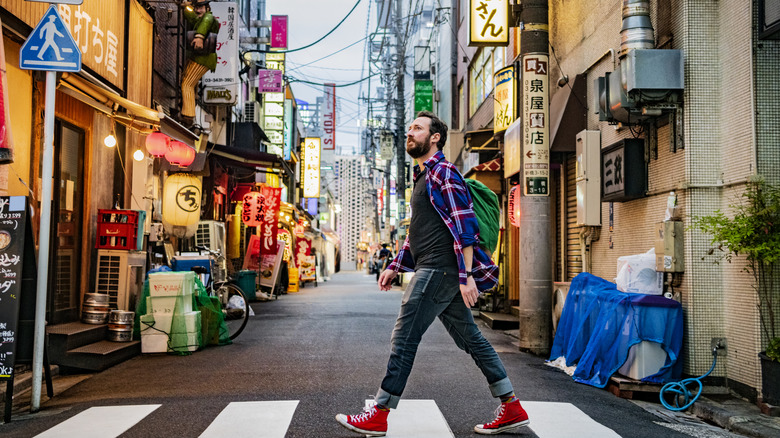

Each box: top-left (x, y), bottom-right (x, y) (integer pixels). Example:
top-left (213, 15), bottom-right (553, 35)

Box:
top-left (375, 387), bottom-right (402, 409)
top-left (489, 377), bottom-right (513, 398)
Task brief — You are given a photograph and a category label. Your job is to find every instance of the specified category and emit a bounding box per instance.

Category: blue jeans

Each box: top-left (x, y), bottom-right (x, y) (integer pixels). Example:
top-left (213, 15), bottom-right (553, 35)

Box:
top-left (375, 268), bottom-right (513, 409)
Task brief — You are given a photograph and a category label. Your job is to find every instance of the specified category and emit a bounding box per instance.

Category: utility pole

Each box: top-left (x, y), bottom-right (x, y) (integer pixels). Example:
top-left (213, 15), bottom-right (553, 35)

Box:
top-left (395, 0), bottom-right (407, 220)
top-left (517, 0), bottom-right (552, 355)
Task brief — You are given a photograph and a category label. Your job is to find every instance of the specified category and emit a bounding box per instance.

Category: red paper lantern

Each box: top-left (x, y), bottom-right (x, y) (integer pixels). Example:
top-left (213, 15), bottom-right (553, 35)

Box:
top-left (242, 191), bottom-right (265, 227)
top-left (508, 185), bottom-right (521, 227)
top-left (178, 144), bottom-right (196, 167)
top-left (165, 140), bottom-right (191, 166)
top-left (145, 132), bottom-right (169, 157)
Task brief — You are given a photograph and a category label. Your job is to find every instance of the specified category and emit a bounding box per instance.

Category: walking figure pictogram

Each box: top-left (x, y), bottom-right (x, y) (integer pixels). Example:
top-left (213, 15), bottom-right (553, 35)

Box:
top-left (37, 16), bottom-right (65, 61)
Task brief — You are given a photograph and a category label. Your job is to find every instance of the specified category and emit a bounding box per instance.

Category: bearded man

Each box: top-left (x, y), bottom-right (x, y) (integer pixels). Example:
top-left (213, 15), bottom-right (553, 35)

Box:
top-left (336, 111), bottom-right (531, 436)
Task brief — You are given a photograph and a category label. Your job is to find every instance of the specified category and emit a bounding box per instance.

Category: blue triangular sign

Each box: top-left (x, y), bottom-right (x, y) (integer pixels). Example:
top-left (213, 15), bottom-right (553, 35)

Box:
top-left (19, 5), bottom-right (81, 72)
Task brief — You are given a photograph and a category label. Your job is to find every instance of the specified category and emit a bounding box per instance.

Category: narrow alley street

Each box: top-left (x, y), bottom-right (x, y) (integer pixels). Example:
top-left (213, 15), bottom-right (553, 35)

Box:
top-left (1, 271), bottom-right (744, 438)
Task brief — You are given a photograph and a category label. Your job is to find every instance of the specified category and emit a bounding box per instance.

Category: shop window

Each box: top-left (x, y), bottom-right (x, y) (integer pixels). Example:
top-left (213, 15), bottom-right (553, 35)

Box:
top-left (468, 48), bottom-right (498, 116)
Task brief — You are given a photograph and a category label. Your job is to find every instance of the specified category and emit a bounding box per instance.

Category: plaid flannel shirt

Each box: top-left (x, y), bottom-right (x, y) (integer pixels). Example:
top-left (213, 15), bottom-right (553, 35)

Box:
top-left (387, 151), bottom-right (499, 291)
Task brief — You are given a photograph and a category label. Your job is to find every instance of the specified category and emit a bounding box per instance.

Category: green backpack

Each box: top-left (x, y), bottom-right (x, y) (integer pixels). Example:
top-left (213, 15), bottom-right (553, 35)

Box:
top-left (465, 178), bottom-right (500, 255)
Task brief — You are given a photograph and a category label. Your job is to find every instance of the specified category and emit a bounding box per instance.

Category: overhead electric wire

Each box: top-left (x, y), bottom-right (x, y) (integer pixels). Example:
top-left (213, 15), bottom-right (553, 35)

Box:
top-left (288, 73), bottom-right (379, 88)
top-left (256, 0), bottom-right (363, 54)
top-left (286, 36), bottom-right (369, 72)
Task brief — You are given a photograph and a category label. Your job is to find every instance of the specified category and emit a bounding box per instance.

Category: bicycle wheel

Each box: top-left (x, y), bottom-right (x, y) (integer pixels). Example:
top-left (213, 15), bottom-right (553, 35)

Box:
top-left (217, 283), bottom-right (250, 340)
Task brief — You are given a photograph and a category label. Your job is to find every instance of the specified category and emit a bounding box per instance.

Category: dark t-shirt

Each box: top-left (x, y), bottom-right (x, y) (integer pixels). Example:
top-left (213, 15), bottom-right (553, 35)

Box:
top-left (409, 169), bottom-right (457, 270)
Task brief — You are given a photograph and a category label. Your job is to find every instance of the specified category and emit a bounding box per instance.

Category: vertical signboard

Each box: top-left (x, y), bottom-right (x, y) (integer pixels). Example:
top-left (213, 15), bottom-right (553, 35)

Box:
top-left (414, 80), bottom-right (433, 113)
top-left (493, 65), bottom-right (515, 133)
top-left (283, 99), bottom-right (293, 161)
top-left (322, 84), bottom-right (336, 150)
top-left (263, 91), bottom-right (285, 155)
top-left (303, 138), bottom-right (321, 198)
top-left (203, 2), bottom-right (239, 105)
top-left (0, 197), bottom-right (28, 379)
top-left (522, 55), bottom-right (549, 196)
top-left (380, 132), bottom-right (394, 160)
top-left (270, 15), bottom-right (288, 49)
top-left (260, 187), bottom-right (281, 255)
top-left (469, 0), bottom-right (509, 46)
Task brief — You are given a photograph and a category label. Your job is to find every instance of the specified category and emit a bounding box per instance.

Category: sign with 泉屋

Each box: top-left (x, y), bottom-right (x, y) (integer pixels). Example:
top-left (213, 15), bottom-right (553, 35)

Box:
top-left (0, 197), bottom-right (29, 379)
top-left (522, 54), bottom-right (549, 196)
top-left (469, 0), bottom-right (509, 46)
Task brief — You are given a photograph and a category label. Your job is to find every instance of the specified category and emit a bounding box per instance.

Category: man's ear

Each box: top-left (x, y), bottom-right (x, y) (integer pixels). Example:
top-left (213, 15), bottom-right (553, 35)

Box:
top-left (430, 132), bottom-right (441, 146)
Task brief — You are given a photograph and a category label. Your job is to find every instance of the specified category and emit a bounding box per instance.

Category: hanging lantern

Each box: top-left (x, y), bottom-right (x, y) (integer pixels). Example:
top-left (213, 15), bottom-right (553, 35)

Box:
top-left (242, 191), bottom-right (265, 227)
top-left (178, 144), bottom-right (196, 167)
top-left (145, 132), bottom-right (169, 157)
top-left (165, 140), bottom-right (191, 166)
top-left (508, 185), bottom-right (521, 227)
top-left (162, 173), bottom-right (202, 229)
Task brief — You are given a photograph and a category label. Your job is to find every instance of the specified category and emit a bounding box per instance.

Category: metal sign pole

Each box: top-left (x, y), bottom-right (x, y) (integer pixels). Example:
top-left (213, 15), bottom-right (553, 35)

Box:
top-left (31, 70), bottom-right (56, 413)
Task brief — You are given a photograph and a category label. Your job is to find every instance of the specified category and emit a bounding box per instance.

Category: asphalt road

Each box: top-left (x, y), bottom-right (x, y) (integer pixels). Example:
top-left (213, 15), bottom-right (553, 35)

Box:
top-left (1, 270), bottom-right (738, 437)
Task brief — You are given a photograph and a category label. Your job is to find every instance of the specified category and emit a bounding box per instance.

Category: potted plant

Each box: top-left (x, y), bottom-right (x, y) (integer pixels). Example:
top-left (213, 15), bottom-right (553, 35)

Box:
top-left (691, 177), bottom-right (780, 405)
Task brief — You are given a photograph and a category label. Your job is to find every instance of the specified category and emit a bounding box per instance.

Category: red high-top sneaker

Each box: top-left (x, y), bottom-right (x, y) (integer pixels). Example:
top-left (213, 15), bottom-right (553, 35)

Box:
top-left (474, 399), bottom-right (530, 435)
top-left (336, 403), bottom-right (389, 437)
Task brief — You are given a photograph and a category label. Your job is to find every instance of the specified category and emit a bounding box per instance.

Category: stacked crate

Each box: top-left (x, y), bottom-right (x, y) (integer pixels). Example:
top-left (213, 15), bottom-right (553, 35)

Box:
top-left (140, 272), bottom-right (201, 353)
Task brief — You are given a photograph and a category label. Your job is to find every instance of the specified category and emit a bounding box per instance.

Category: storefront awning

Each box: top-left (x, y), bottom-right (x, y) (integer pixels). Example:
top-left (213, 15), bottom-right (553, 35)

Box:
top-left (464, 158), bottom-right (503, 194)
top-left (210, 143), bottom-right (284, 170)
top-left (550, 74), bottom-right (587, 153)
top-left (465, 128), bottom-right (501, 152)
top-left (58, 73), bottom-right (200, 148)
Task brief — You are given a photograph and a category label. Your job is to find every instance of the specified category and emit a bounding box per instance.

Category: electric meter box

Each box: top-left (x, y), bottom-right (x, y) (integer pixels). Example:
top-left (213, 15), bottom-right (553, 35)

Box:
top-left (655, 221), bottom-right (684, 272)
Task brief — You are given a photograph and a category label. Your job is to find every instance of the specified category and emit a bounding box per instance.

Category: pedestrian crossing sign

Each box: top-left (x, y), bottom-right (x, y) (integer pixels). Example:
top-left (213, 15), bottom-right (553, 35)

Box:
top-left (19, 5), bottom-right (81, 72)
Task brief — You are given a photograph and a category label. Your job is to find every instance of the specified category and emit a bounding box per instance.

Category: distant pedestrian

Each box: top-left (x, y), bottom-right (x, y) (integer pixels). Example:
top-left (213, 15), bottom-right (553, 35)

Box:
top-left (336, 112), bottom-right (530, 436)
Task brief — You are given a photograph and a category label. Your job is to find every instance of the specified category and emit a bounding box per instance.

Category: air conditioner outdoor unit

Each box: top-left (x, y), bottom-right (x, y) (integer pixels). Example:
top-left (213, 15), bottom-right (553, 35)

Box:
top-left (196, 220), bottom-right (226, 257)
top-left (551, 282), bottom-right (571, 336)
top-left (243, 101), bottom-right (261, 124)
top-left (95, 250), bottom-right (147, 311)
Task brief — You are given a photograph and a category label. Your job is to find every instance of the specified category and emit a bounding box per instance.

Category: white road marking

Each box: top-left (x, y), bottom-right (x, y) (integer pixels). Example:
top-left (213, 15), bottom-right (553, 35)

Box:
top-left (523, 401), bottom-right (621, 438)
top-left (198, 400), bottom-right (299, 438)
top-left (366, 399), bottom-right (454, 437)
top-left (34, 405), bottom-right (161, 438)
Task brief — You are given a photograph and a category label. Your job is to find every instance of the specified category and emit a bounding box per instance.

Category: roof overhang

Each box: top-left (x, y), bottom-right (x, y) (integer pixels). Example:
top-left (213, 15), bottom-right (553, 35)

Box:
top-left (465, 128), bottom-right (501, 152)
top-left (550, 73), bottom-right (587, 153)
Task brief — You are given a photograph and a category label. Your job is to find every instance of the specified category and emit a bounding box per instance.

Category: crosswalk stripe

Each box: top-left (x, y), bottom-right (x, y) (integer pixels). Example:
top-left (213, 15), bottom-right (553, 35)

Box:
top-left (33, 404), bottom-right (161, 438)
top-left (198, 400), bottom-right (299, 438)
top-left (523, 401), bottom-right (621, 438)
top-left (366, 399), bottom-right (454, 437)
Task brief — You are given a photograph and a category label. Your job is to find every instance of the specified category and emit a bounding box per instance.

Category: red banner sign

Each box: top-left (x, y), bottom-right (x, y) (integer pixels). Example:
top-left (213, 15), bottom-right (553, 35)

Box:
top-left (260, 187), bottom-right (281, 255)
top-left (295, 236), bottom-right (312, 269)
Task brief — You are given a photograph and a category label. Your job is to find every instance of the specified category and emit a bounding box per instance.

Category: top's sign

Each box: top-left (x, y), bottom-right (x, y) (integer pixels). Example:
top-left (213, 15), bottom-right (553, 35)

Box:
top-left (469, 0), bottom-right (509, 46)
top-left (26, 0), bottom-right (83, 4)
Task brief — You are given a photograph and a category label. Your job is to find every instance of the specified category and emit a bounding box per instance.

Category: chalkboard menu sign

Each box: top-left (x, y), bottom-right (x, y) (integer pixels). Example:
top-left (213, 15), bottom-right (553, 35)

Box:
top-left (0, 197), bottom-right (28, 380)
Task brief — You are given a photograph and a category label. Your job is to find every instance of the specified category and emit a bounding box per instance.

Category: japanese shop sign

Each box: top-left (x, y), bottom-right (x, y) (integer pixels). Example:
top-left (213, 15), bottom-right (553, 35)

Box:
top-left (469, 0), bottom-right (509, 46)
top-left (277, 228), bottom-right (292, 262)
top-left (265, 52), bottom-right (285, 74)
top-left (284, 99), bottom-right (293, 161)
top-left (493, 65), bottom-right (515, 133)
top-left (6, 1), bottom-right (126, 88)
top-left (263, 91), bottom-right (284, 156)
top-left (203, 2), bottom-right (238, 105)
top-left (321, 84), bottom-right (336, 150)
top-left (522, 55), bottom-right (549, 196)
top-left (258, 69), bottom-right (282, 93)
top-left (302, 138), bottom-right (321, 198)
top-left (271, 15), bottom-right (288, 49)
top-left (380, 131), bottom-right (394, 161)
top-left (295, 236), bottom-right (311, 269)
top-left (260, 186), bottom-right (281, 255)
top-left (414, 80), bottom-right (433, 113)
top-left (0, 197), bottom-right (29, 379)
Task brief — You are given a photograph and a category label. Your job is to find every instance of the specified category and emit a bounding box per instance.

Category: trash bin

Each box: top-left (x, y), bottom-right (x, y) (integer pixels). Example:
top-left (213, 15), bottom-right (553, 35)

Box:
top-left (234, 270), bottom-right (257, 300)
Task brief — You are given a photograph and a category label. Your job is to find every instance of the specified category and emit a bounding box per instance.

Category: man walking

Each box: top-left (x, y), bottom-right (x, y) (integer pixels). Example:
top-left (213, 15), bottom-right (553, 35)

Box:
top-left (336, 112), bottom-right (530, 436)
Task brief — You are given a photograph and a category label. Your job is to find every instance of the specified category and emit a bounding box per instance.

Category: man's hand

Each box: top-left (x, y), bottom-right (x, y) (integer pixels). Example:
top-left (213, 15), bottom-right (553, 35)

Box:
top-left (378, 269), bottom-right (398, 291)
top-left (460, 276), bottom-right (479, 307)
top-left (192, 37), bottom-right (204, 50)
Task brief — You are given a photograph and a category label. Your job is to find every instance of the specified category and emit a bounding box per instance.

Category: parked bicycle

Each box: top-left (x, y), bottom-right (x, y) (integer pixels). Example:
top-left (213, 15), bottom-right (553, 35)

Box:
top-left (190, 245), bottom-right (250, 340)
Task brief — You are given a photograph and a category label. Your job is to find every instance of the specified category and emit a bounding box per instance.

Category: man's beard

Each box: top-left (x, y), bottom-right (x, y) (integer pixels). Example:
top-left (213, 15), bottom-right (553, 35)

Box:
top-left (407, 134), bottom-right (432, 159)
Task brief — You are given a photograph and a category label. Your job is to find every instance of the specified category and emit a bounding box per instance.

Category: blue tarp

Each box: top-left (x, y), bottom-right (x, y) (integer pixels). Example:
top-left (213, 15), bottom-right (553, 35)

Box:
top-left (548, 272), bottom-right (683, 387)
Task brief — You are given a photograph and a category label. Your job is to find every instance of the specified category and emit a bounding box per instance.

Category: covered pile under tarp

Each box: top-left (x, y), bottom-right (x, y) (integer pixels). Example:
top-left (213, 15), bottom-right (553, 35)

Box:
top-left (548, 272), bottom-right (683, 387)
top-left (135, 275), bottom-right (231, 354)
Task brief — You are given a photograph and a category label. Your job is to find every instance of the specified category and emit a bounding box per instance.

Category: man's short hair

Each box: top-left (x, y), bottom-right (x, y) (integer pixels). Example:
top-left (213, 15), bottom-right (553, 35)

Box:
top-left (416, 111), bottom-right (448, 150)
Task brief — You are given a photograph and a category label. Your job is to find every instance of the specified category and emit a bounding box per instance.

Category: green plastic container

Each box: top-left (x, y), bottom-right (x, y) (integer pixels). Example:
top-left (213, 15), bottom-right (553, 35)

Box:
top-left (234, 270), bottom-right (257, 300)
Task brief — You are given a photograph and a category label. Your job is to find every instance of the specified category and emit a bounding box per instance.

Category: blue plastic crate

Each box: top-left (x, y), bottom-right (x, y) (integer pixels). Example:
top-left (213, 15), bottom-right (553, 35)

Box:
top-left (171, 256), bottom-right (211, 273)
